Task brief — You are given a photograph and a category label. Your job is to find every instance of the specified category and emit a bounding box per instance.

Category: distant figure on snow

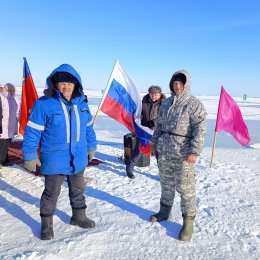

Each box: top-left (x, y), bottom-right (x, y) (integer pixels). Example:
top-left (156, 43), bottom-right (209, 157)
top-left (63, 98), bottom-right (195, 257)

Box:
top-left (0, 83), bottom-right (20, 168)
top-left (125, 85), bottom-right (166, 179)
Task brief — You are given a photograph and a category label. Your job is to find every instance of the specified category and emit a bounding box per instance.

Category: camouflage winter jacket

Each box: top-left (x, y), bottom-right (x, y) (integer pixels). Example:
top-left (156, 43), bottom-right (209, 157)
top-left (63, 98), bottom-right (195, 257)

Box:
top-left (151, 70), bottom-right (207, 161)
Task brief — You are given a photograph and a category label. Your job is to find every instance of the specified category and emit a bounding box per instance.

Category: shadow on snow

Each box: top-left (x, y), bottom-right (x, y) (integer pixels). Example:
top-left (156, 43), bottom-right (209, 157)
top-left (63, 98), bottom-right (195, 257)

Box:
top-left (86, 186), bottom-right (182, 239)
top-left (0, 180), bottom-right (70, 238)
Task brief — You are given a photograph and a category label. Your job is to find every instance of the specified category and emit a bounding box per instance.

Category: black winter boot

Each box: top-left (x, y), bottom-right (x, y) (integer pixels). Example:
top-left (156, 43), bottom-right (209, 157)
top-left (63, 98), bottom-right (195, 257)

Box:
top-left (126, 171), bottom-right (135, 179)
top-left (149, 203), bottom-right (172, 223)
top-left (179, 215), bottom-right (195, 241)
top-left (70, 209), bottom-right (95, 229)
top-left (41, 216), bottom-right (54, 240)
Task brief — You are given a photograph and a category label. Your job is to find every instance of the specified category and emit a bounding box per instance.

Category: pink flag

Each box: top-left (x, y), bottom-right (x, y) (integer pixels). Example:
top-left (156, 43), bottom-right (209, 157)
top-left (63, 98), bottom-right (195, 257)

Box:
top-left (215, 86), bottom-right (250, 146)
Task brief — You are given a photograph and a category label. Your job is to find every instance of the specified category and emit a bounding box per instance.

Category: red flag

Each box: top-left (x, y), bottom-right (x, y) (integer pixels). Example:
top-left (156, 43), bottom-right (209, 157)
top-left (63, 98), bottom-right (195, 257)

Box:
top-left (19, 57), bottom-right (38, 135)
top-left (215, 86), bottom-right (250, 146)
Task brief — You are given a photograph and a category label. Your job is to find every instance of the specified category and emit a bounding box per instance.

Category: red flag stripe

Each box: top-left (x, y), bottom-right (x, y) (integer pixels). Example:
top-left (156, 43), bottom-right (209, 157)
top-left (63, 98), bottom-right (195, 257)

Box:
top-left (19, 58), bottom-right (38, 135)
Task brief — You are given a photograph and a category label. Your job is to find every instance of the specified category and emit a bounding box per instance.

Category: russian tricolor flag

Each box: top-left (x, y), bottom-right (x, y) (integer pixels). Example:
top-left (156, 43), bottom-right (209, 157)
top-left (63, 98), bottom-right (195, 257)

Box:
top-left (100, 60), bottom-right (152, 155)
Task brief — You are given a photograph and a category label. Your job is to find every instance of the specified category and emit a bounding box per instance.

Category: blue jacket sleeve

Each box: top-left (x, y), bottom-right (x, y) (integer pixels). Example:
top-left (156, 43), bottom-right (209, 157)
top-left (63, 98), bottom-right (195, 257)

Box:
top-left (86, 114), bottom-right (97, 152)
top-left (22, 99), bottom-right (45, 160)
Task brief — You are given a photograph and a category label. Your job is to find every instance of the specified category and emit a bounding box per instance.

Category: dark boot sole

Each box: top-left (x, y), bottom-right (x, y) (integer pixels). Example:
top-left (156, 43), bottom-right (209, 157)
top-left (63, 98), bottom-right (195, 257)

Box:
top-left (70, 220), bottom-right (95, 229)
top-left (150, 213), bottom-right (172, 223)
top-left (41, 230), bottom-right (54, 240)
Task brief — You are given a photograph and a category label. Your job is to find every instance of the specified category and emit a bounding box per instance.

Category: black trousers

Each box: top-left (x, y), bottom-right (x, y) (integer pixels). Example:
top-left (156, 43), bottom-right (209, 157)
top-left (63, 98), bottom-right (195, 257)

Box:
top-left (125, 137), bottom-right (142, 173)
top-left (0, 139), bottom-right (11, 164)
top-left (40, 170), bottom-right (86, 217)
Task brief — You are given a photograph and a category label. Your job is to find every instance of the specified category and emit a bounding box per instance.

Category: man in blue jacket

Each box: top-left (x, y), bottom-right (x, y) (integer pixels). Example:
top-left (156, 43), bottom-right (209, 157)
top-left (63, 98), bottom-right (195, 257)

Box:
top-left (22, 64), bottom-right (97, 240)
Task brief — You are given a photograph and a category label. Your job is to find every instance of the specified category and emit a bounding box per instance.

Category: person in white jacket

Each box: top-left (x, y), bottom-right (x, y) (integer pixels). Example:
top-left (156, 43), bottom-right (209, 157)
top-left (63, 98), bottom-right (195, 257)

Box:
top-left (0, 83), bottom-right (20, 168)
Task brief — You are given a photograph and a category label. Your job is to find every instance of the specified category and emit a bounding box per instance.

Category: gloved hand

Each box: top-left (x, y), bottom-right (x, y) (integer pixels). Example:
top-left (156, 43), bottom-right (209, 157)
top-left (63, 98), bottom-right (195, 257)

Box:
top-left (24, 159), bottom-right (41, 172)
top-left (88, 150), bottom-right (95, 162)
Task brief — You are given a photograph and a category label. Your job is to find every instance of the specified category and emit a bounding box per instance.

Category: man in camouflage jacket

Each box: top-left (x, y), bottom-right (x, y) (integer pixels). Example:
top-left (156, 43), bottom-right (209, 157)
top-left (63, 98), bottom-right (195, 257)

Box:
top-left (150, 70), bottom-right (207, 241)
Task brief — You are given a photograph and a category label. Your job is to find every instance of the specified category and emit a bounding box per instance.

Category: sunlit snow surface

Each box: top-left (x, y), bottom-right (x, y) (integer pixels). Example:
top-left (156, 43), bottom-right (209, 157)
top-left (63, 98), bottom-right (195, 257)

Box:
top-left (1, 92), bottom-right (260, 260)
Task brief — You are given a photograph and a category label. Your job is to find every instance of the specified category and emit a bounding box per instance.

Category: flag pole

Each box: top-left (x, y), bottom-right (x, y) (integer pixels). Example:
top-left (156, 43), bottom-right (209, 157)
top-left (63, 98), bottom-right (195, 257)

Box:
top-left (93, 59), bottom-right (118, 125)
top-left (210, 132), bottom-right (217, 168)
top-left (210, 86), bottom-right (223, 168)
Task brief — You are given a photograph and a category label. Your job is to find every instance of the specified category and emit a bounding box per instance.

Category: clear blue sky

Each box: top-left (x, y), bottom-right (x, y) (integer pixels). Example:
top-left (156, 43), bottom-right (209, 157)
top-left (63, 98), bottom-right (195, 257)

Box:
top-left (1, 0), bottom-right (260, 97)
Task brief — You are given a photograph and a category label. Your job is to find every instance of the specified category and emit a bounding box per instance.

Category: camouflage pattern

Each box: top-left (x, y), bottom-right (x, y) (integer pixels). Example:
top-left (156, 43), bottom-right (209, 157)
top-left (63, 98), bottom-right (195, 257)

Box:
top-left (151, 70), bottom-right (207, 216)
top-left (158, 160), bottom-right (196, 216)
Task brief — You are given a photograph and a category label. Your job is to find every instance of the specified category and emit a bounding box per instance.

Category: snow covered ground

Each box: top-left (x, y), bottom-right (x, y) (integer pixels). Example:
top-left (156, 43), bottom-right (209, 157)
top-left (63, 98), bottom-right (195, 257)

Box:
top-left (0, 93), bottom-right (260, 260)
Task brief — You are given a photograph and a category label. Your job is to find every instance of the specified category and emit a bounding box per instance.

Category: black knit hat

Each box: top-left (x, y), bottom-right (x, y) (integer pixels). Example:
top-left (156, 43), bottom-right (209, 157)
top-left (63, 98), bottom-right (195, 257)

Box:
top-left (148, 85), bottom-right (161, 93)
top-left (54, 72), bottom-right (77, 84)
top-left (172, 73), bottom-right (186, 85)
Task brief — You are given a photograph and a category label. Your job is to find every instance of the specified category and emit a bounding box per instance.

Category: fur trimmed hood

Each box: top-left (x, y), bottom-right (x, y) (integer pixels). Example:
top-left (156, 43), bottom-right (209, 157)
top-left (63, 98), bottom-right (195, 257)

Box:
top-left (44, 64), bottom-right (83, 98)
top-left (169, 70), bottom-right (191, 96)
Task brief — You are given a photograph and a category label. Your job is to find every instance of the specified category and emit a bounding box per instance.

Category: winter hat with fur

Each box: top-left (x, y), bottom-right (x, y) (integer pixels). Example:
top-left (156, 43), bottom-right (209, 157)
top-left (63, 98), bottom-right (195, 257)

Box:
top-left (148, 85), bottom-right (161, 93)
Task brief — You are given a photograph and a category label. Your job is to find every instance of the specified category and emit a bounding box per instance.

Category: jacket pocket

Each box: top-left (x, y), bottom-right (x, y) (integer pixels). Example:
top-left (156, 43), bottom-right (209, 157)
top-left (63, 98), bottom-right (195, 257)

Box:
top-left (50, 112), bottom-right (65, 127)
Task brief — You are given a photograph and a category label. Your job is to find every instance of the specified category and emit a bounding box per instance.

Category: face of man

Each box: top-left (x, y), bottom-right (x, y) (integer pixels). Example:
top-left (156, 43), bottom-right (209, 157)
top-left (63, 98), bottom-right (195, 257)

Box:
top-left (56, 82), bottom-right (75, 100)
top-left (149, 92), bottom-right (161, 102)
top-left (172, 81), bottom-right (184, 96)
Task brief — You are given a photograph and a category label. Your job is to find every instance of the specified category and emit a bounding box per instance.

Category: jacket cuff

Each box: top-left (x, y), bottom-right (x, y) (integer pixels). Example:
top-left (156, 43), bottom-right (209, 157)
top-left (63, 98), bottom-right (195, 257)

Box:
top-left (23, 152), bottom-right (38, 161)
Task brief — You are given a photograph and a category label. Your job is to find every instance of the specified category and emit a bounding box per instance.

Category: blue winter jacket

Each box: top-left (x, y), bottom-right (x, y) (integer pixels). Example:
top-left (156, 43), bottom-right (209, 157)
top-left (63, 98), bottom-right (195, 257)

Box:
top-left (22, 64), bottom-right (97, 175)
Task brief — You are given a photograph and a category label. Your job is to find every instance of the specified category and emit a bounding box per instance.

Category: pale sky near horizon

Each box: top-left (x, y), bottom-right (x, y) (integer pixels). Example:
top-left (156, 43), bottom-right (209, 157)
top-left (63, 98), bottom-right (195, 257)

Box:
top-left (1, 0), bottom-right (260, 97)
